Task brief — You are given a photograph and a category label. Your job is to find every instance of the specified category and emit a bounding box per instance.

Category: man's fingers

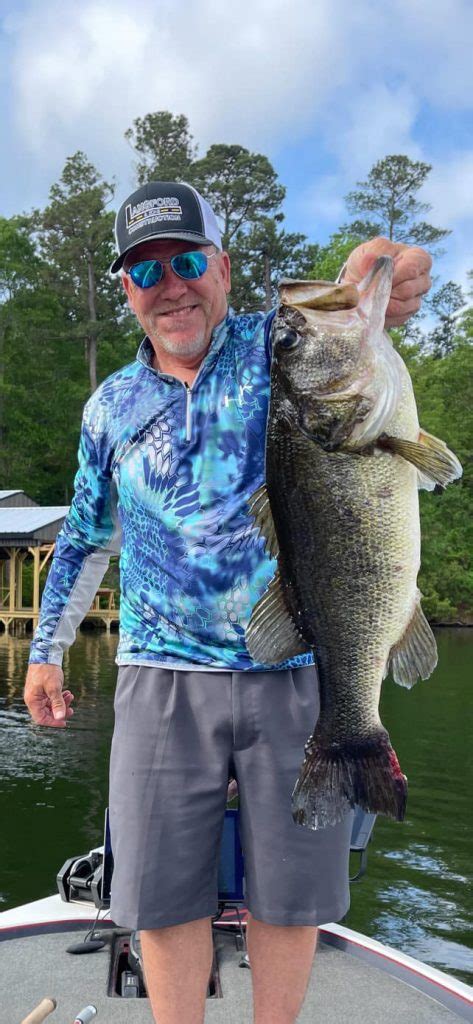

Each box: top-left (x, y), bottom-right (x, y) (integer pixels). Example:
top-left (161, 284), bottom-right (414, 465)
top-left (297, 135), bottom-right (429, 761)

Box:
top-left (344, 237), bottom-right (400, 281)
top-left (389, 272), bottom-right (432, 303)
top-left (392, 247), bottom-right (432, 285)
top-left (24, 673), bottom-right (74, 728)
top-left (385, 298), bottom-right (423, 327)
top-left (344, 239), bottom-right (432, 288)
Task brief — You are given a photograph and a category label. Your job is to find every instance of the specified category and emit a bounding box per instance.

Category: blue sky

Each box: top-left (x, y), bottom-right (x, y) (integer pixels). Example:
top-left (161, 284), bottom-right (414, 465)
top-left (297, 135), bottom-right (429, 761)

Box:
top-left (1, 0), bottom-right (473, 292)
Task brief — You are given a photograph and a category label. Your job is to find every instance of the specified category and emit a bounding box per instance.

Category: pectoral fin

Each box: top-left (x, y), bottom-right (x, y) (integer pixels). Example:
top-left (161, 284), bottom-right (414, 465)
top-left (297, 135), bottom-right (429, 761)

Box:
top-left (246, 571), bottom-right (311, 665)
top-left (386, 594), bottom-right (438, 688)
top-left (248, 483), bottom-right (279, 558)
top-left (378, 429), bottom-right (462, 488)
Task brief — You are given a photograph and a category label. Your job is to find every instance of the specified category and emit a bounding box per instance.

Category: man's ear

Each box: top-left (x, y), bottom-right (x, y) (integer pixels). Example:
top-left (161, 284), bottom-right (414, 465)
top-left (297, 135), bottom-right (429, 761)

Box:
top-left (121, 270), bottom-right (135, 309)
top-left (219, 251), bottom-right (232, 293)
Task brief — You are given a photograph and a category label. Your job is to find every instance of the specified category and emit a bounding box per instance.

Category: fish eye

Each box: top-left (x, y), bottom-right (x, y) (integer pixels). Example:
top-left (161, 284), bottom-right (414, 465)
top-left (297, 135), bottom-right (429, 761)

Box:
top-left (277, 329), bottom-right (300, 350)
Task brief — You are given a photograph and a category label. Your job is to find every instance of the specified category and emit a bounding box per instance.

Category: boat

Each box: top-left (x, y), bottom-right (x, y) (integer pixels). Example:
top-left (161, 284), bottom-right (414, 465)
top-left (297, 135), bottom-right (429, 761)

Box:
top-left (1, 808), bottom-right (472, 1023)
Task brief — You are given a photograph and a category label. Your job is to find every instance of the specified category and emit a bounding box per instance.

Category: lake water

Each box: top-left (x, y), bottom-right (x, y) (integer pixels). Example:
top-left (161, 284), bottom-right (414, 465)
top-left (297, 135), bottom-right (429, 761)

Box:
top-left (0, 627), bottom-right (471, 985)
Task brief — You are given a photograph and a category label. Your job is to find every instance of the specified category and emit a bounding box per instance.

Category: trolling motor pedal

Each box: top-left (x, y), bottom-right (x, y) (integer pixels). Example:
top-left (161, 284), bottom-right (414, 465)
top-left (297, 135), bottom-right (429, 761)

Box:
top-left (121, 971), bottom-right (140, 998)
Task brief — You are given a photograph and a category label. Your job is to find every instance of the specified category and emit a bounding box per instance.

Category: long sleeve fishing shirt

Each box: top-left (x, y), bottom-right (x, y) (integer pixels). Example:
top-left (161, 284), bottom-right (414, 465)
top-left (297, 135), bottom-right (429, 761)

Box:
top-left (29, 310), bottom-right (314, 672)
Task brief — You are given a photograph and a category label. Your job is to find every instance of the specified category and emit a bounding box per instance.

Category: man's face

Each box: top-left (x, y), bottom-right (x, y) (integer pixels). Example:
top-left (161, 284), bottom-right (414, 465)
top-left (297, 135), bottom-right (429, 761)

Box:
top-left (122, 239), bottom-right (231, 363)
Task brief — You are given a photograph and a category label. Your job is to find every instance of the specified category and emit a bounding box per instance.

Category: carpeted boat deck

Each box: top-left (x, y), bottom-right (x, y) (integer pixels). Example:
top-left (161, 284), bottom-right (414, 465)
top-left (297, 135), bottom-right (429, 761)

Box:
top-left (4, 927), bottom-right (466, 1023)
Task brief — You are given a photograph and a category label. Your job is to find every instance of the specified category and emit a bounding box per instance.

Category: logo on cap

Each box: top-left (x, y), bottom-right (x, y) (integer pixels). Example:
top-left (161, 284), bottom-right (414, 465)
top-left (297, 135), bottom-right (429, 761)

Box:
top-left (125, 197), bottom-right (183, 236)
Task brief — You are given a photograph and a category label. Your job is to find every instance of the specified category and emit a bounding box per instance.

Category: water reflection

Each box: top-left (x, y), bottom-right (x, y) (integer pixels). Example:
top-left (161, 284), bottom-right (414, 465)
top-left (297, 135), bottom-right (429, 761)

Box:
top-left (383, 843), bottom-right (469, 884)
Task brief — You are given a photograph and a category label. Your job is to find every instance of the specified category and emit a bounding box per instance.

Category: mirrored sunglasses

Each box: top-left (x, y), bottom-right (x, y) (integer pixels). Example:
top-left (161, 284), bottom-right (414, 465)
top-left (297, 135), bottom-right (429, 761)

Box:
top-left (128, 250), bottom-right (217, 289)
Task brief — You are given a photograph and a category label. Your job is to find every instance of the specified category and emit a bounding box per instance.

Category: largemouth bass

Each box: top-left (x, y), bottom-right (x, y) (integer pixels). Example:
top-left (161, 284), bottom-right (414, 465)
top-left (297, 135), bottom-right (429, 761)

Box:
top-left (246, 257), bottom-right (462, 830)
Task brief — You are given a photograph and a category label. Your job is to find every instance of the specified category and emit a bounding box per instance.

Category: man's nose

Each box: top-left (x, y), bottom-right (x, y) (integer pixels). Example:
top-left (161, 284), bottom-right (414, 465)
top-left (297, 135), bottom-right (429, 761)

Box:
top-left (158, 264), bottom-right (188, 297)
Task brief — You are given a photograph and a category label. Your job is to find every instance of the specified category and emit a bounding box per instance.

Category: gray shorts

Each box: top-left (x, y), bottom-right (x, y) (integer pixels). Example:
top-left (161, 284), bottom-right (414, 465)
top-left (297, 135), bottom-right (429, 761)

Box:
top-left (108, 664), bottom-right (353, 930)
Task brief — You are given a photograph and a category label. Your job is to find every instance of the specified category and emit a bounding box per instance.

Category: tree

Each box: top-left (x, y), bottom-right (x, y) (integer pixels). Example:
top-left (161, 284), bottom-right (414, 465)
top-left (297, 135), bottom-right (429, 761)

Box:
top-left (0, 216), bottom-right (86, 500)
top-left (426, 282), bottom-right (466, 358)
top-left (345, 155), bottom-right (450, 252)
top-left (0, 216), bottom-right (40, 300)
top-left (411, 343), bottom-right (473, 622)
top-left (0, 217), bottom-right (41, 452)
top-left (36, 151), bottom-right (122, 393)
top-left (308, 227), bottom-right (366, 283)
top-left (125, 111), bottom-right (196, 185)
top-left (191, 144), bottom-right (285, 249)
top-left (231, 219), bottom-right (319, 312)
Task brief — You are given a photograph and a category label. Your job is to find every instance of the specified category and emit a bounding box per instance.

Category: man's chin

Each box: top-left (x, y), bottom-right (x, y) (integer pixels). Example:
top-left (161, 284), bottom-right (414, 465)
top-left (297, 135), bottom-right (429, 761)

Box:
top-left (151, 330), bottom-right (209, 359)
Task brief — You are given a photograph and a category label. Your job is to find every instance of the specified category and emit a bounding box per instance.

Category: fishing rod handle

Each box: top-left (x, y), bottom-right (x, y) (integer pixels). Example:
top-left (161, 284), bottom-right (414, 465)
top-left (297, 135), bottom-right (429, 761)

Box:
top-left (20, 997), bottom-right (57, 1024)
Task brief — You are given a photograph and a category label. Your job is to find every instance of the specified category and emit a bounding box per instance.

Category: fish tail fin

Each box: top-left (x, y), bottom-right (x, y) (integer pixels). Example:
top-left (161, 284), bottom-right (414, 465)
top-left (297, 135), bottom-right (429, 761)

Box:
top-left (291, 728), bottom-right (407, 830)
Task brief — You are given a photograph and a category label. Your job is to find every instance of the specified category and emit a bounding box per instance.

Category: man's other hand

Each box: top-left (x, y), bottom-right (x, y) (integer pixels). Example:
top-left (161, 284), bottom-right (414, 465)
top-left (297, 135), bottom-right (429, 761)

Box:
top-left (343, 237), bottom-right (432, 328)
top-left (24, 664), bottom-right (74, 728)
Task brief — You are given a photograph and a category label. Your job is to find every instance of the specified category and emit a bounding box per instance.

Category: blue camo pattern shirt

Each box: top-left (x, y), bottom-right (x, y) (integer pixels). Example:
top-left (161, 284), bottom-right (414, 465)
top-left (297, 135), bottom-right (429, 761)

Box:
top-left (29, 309), bottom-right (314, 671)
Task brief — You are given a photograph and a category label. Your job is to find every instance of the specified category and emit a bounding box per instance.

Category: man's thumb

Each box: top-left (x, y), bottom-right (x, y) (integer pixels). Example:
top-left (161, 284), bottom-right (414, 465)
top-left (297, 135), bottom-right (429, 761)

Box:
top-left (49, 689), bottom-right (66, 720)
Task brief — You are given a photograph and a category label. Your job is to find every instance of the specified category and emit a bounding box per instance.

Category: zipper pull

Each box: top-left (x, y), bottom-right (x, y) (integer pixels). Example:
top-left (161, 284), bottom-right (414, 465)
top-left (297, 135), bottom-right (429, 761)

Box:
top-left (184, 381), bottom-right (192, 441)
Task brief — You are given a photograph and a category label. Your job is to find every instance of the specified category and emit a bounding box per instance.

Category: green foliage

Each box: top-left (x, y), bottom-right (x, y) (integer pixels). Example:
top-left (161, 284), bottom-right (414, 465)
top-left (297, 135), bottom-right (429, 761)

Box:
top-left (191, 144), bottom-right (286, 249)
top-left (0, 216), bottom-right (40, 298)
top-left (345, 155), bottom-right (450, 251)
top-left (125, 111), bottom-right (196, 184)
top-left (410, 344), bottom-right (473, 622)
top-left (424, 281), bottom-right (466, 357)
top-left (308, 227), bottom-right (365, 281)
top-left (0, 156), bottom-right (136, 503)
top-left (230, 218), bottom-right (319, 312)
top-left (36, 151), bottom-right (125, 393)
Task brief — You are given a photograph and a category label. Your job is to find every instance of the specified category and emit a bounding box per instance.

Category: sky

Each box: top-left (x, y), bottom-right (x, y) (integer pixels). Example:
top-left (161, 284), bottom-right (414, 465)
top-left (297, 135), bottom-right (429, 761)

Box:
top-left (1, 0), bottom-right (473, 293)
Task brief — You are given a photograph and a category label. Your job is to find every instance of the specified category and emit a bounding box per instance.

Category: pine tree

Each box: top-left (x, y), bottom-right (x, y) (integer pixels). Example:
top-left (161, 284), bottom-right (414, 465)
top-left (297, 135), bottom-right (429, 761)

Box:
top-left (36, 151), bottom-right (122, 393)
top-left (191, 144), bottom-right (285, 249)
top-left (345, 155), bottom-right (449, 252)
top-left (125, 111), bottom-right (196, 185)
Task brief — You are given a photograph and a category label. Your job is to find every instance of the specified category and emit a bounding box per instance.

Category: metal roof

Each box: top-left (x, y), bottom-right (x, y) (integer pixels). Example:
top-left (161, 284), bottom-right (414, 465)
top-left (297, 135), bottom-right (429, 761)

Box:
top-left (0, 507), bottom-right (69, 535)
top-left (0, 490), bottom-right (23, 499)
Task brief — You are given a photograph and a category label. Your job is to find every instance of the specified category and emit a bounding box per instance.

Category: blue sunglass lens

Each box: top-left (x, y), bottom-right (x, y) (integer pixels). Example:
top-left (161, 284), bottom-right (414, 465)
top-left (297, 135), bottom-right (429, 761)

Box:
top-left (129, 260), bottom-right (164, 288)
top-left (129, 251), bottom-right (209, 288)
top-left (171, 251), bottom-right (208, 279)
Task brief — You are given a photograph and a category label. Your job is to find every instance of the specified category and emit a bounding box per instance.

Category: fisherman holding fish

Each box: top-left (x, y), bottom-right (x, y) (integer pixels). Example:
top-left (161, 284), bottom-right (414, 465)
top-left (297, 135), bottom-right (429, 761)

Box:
top-left (24, 181), bottom-right (441, 1024)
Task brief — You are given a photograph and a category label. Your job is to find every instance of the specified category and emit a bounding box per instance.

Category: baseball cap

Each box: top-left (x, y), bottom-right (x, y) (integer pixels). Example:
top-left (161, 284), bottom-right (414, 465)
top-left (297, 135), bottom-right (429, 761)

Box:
top-left (110, 180), bottom-right (222, 273)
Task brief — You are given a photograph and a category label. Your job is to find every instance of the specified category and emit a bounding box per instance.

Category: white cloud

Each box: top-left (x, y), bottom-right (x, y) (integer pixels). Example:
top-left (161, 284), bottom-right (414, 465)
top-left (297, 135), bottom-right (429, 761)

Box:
top-left (2, 0), bottom-right (473, 289)
top-left (323, 83), bottom-right (422, 174)
top-left (299, 84), bottom-right (422, 240)
top-left (421, 152), bottom-right (473, 225)
top-left (388, 0), bottom-right (473, 109)
top-left (6, 0), bottom-right (473, 176)
top-left (8, 0), bottom-right (362, 161)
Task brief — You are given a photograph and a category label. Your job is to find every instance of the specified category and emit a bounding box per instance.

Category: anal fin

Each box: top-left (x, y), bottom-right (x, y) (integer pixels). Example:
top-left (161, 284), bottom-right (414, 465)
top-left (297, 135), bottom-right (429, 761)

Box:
top-left (246, 571), bottom-right (310, 665)
top-left (386, 593), bottom-right (438, 688)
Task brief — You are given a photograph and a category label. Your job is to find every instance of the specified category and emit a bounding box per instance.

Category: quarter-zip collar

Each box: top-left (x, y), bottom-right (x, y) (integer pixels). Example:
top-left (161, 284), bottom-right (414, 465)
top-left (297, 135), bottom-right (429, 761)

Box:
top-left (136, 310), bottom-right (234, 385)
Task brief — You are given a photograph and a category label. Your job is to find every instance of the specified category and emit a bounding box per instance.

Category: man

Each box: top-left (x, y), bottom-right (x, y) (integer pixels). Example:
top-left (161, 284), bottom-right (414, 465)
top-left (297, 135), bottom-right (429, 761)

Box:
top-left (24, 181), bottom-right (431, 1024)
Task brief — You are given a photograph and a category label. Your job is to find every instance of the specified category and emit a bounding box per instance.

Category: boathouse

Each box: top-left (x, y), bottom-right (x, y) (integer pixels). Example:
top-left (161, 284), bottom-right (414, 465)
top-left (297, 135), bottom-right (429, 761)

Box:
top-left (0, 490), bottom-right (118, 634)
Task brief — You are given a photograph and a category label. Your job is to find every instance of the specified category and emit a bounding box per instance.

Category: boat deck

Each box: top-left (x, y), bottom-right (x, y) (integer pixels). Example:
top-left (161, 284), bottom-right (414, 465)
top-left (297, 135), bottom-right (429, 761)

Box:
top-left (3, 922), bottom-right (470, 1024)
